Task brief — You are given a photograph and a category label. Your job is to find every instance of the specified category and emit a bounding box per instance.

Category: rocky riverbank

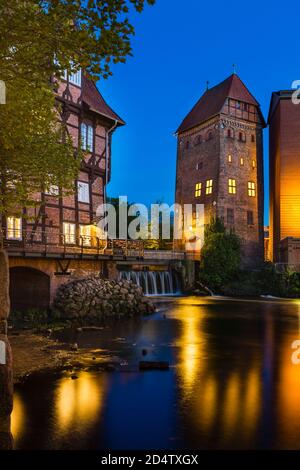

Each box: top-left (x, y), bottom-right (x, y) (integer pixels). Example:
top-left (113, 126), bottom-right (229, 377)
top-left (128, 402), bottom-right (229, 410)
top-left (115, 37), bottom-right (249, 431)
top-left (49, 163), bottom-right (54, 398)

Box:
top-left (53, 276), bottom-right (155, 319)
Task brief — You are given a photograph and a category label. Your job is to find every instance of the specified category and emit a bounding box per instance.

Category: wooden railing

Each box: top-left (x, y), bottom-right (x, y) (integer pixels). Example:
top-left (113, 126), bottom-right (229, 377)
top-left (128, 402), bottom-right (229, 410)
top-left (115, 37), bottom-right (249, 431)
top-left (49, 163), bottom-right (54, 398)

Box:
top-left (1, 229), bottom-right (144, 258)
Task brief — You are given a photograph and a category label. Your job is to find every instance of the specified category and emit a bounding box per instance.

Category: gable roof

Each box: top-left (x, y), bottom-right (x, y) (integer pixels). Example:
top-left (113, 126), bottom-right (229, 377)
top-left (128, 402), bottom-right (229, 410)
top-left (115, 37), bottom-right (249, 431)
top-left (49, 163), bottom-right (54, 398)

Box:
top-left (82, 75), bottom-right (125, 126)
top-left (176, 74), bottom-right (263, 133)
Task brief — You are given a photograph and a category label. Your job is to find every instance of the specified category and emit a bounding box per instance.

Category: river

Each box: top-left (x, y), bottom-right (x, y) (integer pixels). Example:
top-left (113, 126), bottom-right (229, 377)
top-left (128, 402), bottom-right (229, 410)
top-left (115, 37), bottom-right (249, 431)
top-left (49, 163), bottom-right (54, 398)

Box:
top-left (10, 296), bottom-right (300, 449)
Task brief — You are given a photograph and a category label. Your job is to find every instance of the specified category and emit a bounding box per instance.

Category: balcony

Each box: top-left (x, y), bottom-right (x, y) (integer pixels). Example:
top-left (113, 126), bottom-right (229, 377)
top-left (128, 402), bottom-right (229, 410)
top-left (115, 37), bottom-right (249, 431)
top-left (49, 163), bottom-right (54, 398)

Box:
top-left (1, 229), bottom-right (144, 260)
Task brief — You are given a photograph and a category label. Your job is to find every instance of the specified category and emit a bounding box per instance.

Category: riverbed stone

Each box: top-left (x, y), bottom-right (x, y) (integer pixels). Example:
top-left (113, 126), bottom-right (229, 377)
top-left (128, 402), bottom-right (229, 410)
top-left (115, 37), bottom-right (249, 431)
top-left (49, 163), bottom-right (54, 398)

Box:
top-left (52, 275), bottom-right (155, 320)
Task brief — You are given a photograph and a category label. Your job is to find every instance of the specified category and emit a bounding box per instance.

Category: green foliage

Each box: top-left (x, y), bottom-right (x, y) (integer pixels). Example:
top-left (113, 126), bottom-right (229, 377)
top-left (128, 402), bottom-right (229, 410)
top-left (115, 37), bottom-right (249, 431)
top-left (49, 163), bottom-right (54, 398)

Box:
top-left (0, 0), bottom-right (155, 219)
top-left (199, 218), bottom-right (241, 292)
top-left (0, 0), bottom-right (156, 81)
top-left (219, 262), bottom-right (300, 299)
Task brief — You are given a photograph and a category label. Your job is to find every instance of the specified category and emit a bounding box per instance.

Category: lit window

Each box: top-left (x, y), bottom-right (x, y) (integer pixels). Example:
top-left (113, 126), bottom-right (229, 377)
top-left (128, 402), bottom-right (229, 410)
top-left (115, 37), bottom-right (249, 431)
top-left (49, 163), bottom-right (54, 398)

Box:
top-left (227, 208), bottom-right (234, 225)
top-left (69, 69), bottom-right (82, 86)
top-left (206, 179), bottom-right (213, 195)
top-left (240, 157), bottom-right (244, 165)
top-left (81, 123), bottom-right (94, 151)
top-left (63, 222), bottom-right (76, 244)
top-left (6, 217), bottom-right (22, 240)
top-left (195, 182), bottom-right (202, 197)
top-left (248, 181), bottom-right (256, 197)
top-left (77, 181), bottom-right (90, 204)
top-left (252, 160), bottom-right (256, 169)
top-left (228, 179), bottom-right (236, 194)
top-left (79, 225), bottom-right (91, 246)
top-left (228, 154), bottom-right (232, 163)
top-left (247, 211), bottom-right (254, 225)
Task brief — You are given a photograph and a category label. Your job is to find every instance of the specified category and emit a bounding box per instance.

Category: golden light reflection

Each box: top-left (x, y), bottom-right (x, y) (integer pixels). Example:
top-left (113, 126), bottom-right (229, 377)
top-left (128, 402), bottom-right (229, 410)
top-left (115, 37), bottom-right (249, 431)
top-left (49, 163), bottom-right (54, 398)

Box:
top-left (242, 368), bottom-right (260, 438)
top-left (197, 375), bottom-right (217, 431)
top-left (11, 391), bottom-right (25, 442)
top-left (277, 333), bottom-right (300, 447)
top-left (177, 305), bottom-right (205, 394)
top-left (55, 371), bottom-right (107, 436)
top-left (221, 373), bottom-right (241, 437)
top-left (176, 298), bottom-right (262, 446)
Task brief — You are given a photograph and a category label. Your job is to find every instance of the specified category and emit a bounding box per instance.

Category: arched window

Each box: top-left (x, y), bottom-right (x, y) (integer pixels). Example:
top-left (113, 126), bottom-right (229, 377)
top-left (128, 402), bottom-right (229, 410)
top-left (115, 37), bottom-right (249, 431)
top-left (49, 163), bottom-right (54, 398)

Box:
top-left (206, 130), bottom-right (213, 141)
top-left (238, 131), bottom-right (246, 142)
top-left (194, 135), bottom-right (202, 146)
top-left (227, 128), bottom-right (234, 139)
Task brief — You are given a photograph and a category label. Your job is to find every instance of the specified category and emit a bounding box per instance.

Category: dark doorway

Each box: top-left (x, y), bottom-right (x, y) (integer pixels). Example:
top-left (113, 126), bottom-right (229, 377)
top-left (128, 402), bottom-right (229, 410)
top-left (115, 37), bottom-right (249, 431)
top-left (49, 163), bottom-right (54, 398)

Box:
top-left (9, 267), bottom-right (50, 311)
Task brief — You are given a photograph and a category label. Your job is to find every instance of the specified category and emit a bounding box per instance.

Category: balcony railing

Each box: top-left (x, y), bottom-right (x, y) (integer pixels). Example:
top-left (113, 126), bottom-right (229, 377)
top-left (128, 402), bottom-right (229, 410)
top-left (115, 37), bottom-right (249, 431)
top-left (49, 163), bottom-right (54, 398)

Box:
top-left (1, 229), bottom-right (144, 259)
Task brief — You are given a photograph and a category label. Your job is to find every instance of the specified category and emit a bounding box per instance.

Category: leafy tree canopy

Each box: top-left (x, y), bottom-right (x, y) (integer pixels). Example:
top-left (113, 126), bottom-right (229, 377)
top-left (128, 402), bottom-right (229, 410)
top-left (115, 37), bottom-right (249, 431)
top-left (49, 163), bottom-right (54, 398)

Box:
top-left (199, 218), bottom-right (241, 291)
top-left (0, 0), bottom-right (155, 219)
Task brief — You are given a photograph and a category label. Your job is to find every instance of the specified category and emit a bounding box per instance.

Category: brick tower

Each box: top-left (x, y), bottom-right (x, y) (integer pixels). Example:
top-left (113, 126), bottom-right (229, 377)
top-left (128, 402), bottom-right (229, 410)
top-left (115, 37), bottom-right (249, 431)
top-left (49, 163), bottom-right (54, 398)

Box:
top-left (175, 74), bottom-right (265, 267)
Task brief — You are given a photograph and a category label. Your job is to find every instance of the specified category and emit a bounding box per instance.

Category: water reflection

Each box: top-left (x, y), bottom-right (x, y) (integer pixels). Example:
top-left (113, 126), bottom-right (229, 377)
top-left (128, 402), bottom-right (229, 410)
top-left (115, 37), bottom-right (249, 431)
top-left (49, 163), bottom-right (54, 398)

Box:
top-left (55, 372), bottom-right (107, 437)
top-left (10, 297), bottom-right (300, 449)
top-left (11, 391), bottom-right (25, 443)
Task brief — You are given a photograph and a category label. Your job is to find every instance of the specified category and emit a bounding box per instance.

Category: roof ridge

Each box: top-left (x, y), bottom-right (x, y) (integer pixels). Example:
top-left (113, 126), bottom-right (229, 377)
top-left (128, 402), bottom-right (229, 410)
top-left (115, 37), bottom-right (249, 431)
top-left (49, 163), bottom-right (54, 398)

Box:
top-left (176, 74), bottom-right (262, 133)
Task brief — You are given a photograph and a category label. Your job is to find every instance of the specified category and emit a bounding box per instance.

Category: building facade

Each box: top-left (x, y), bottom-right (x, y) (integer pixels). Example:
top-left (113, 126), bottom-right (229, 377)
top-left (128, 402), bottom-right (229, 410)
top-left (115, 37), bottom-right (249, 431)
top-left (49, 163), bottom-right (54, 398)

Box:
top-left (269, 90), bottom-right (300, 263)
top-left (175, 74), bottom-right (265, 267)
top-left (3, 70), bottom-right (127, 310)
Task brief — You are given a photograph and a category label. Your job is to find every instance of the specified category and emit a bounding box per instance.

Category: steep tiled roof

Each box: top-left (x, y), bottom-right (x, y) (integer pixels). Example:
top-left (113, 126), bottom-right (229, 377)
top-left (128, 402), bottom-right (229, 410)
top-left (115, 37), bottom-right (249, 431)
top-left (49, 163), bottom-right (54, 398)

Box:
top-left (82, 75), bottom-right (125, 125)
top-left (176, 74), bottom-right (261, 133)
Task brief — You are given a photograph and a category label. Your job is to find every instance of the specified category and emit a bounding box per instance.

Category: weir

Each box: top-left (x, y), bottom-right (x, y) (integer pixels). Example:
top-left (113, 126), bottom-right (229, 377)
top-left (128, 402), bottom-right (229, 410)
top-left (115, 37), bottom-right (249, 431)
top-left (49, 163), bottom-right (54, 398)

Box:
top-left (119, 270), bottom-right (181, 295)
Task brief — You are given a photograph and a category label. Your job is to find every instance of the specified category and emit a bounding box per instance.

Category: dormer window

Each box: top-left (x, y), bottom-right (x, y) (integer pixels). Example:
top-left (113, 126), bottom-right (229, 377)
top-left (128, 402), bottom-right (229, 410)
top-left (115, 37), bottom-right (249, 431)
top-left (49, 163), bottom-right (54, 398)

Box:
top-left (69, 69), bottom-right (82, 87)
top-left (81, 123), bottom-right (94, 151)
top-left (61, 66), bottom-right (82, 87)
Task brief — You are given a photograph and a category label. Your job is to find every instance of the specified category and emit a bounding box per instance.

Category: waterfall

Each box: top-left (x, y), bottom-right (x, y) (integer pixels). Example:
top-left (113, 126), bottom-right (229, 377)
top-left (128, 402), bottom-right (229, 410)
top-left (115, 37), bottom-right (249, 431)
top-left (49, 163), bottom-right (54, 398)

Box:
top-left (119, 270), bottom-right (181, 295)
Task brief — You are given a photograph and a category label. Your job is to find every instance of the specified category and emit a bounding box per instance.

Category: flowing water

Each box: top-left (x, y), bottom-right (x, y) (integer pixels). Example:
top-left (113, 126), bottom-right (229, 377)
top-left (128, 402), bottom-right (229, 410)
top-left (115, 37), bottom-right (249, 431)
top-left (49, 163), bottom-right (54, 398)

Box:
top-left (10, 296), bottom-right (300, 449)
top-left (119, 270), bottom-right (181, 295)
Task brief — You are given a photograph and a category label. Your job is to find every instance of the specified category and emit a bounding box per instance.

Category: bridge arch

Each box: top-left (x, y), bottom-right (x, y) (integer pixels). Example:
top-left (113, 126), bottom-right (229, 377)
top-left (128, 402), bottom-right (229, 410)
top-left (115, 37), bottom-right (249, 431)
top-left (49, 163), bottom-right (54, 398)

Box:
top-left (9, 266), bottom-right (50, 312)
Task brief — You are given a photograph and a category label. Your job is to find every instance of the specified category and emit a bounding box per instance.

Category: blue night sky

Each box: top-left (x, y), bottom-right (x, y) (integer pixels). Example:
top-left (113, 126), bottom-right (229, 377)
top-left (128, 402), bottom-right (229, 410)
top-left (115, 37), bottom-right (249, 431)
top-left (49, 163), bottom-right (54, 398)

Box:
top-left (100, 0), bottom-right (299, 224)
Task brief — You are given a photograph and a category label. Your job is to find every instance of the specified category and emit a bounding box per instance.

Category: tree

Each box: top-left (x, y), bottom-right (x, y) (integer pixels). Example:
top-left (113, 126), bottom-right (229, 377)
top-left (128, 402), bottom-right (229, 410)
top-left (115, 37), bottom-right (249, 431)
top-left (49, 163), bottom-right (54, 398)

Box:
top-left (0, 0), bottom-right (155, 437)
top-left (0, 0), bottom-right (156, 217)
top-left (199, 218), bottom-right (241, 292)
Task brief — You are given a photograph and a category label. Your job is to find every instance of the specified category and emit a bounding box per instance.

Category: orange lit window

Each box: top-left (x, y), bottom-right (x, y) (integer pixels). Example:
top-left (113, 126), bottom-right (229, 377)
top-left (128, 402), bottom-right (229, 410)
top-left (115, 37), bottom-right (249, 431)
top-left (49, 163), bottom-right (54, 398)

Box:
top-left (228, 179), bottom-right (236, 194)
top-left (228, 154), bottom-right (232, 163)
top-left (195, 182), bottom-right (202, 197)
top-left (206, 179), bottom-right (213, 195)
top-left (248, 181), bottom-right (256, 197)
top-left (240, 157), bottom-right (244, 165)
top-left (252, 160), bottom-right (256, 169)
